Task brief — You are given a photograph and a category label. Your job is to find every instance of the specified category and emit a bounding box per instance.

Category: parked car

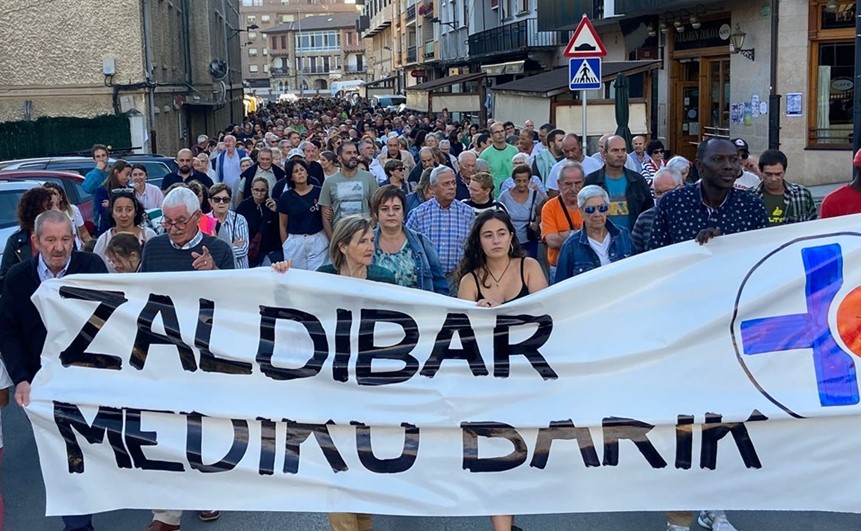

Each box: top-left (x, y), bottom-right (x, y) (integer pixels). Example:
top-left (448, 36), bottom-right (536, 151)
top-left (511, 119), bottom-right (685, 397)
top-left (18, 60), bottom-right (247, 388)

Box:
top-left (0, 180), bottom-right (41, 264)
top-left (0, 154), bottom-right (177, 189)
top-left (0, 170), bottom-right (95, 232)
top-left (372, 94), bottom-right (407, 113)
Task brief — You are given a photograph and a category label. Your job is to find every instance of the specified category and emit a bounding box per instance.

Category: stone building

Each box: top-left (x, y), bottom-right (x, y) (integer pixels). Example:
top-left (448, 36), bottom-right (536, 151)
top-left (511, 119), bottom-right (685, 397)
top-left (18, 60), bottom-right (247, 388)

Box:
top-left (0, 0), bottom-right (245, 156)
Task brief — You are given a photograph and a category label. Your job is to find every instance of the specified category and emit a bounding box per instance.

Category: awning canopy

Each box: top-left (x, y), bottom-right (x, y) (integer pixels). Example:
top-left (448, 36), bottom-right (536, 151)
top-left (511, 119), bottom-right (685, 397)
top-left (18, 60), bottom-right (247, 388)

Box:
top-left (480, 60), bottom-right (526, 76)
top-left (406, 72), bottom-right (485, 92)
top-left (491, 60), bottom-right (661, 98)
top-left (365, 76), bottom-right (397, 88)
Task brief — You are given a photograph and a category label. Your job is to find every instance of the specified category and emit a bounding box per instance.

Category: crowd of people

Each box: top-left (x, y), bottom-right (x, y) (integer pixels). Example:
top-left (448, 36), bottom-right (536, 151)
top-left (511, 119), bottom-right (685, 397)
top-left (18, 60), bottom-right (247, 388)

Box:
top-left (1, 94), bottom-right (861, 531)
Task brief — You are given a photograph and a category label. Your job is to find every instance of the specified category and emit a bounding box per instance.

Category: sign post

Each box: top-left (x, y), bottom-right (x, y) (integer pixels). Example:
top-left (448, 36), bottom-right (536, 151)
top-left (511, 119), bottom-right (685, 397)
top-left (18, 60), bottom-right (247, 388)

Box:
top-left (563, 14), bottom-right (607, 155)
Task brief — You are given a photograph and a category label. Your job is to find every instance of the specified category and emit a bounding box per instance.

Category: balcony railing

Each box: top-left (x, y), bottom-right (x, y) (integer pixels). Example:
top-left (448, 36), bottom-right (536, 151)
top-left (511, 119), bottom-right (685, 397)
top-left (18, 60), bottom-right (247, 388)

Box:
top-left (270, 68), bottom-right (290, 77)
top-left (406, 4), bottom-right (416, 22)
top-left (407, 46), bottom-right (417, 63)
top-left (468, 17), bottom-right (569, 59)
top-left (423, 41), bottom-right (434, 60)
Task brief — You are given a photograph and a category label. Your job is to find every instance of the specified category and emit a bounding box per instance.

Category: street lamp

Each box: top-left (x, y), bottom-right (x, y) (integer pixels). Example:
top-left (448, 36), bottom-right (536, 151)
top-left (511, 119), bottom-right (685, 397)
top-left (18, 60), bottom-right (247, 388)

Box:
top-left (729, 24), bottom-right (755, 61)
top-left (229, 24), bottom-right (259, 39)
top-left (431, 17), bottom-right (458, 30)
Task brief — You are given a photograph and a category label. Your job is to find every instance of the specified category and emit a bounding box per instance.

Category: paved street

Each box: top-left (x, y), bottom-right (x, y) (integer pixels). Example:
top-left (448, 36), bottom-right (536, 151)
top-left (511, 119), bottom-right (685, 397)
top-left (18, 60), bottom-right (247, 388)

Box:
top-left (3, 401), bottom-right (860, 530)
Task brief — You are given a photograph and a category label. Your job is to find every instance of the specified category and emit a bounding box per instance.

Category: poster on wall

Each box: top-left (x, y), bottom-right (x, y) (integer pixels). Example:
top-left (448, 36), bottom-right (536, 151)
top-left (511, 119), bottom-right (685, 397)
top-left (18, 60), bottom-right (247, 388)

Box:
top-left (786, 93), bottom-right (803, 116)
top-left (731, 103), bottom-right (741, 125)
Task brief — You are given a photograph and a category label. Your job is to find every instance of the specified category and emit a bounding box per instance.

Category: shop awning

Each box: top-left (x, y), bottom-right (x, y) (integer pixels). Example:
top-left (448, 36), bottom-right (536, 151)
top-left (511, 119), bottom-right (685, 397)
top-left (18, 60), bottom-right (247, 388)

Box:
top-left (406, 72), bottom-right (485, 92)
top-left (491, 61), bottom-right (661, 98)
top-left (480, 60), bottom-right (526, 76)
top-left (615, 0), bottom-right (723, 16)
top-left (365, 76), bottom-right (397, 88)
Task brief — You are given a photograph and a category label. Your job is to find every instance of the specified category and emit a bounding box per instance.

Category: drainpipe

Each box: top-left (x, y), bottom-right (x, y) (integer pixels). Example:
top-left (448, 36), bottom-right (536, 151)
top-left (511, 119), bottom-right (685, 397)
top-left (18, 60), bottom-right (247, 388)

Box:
top-left (223, 0), bottom-right (235, 125)
top-left (767, 0), bottom-right (780, 149)
top-left (141, 0), bottom-right (157, 153)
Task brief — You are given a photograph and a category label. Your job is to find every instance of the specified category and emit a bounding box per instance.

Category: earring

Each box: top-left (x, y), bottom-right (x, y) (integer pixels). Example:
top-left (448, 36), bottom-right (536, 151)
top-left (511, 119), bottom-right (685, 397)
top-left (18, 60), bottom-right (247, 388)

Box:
top-left (510, 242), bottom-right (514, 254)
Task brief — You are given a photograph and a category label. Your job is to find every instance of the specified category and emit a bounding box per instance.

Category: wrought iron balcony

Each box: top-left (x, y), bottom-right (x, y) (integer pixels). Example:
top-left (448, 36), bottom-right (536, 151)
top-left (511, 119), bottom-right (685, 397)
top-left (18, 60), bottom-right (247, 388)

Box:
top-left (270, 67), bottom-right (290, 77)
top-left (467, 17), bottom-right (569, 60)
top-left (406, 3), bottom-right (416, 22)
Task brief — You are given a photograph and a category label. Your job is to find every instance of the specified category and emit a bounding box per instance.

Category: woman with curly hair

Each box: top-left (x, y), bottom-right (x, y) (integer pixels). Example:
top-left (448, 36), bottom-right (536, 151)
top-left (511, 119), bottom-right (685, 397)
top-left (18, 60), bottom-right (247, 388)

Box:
top-left (43, 182), bottom-right (91, 247)
top-left (457, 209), bottom-right (547, 308)
top-left (92, 190), bottom-right (156, 273)
top-left (0, 187), bottom-right (54, 289)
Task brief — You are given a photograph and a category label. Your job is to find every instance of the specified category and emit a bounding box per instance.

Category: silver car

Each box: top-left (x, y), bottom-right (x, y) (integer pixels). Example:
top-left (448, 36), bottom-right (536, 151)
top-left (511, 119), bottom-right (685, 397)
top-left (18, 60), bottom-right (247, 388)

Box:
top-left (0, 180), bottom-right (41, 263)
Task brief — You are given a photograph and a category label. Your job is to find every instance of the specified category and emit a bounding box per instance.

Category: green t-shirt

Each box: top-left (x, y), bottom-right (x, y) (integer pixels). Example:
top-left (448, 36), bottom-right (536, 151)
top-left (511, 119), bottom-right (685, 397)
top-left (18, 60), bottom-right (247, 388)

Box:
top-left (318, 169), bottom-right (379, 223)
top-left (479, 144), bottom-right (519, 198)
top-left (763, 192), bottom-right (786, 226)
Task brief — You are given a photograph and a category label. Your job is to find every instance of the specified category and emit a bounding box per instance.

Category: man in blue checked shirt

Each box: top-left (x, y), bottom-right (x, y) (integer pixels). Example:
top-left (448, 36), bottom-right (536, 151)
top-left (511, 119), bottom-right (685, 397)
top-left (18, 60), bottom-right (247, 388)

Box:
top-left (406, 165), bottom-right (475, 293)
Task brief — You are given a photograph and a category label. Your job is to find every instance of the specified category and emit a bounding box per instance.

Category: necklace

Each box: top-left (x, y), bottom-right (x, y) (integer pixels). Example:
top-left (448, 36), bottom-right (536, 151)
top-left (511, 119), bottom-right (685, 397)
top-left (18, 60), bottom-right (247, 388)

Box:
top-left (487, 258), bottom-right (512, 287)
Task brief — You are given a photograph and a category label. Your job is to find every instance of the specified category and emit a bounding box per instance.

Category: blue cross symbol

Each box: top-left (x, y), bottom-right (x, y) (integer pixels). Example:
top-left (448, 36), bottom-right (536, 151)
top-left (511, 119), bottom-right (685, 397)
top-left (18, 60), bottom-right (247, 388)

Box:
top-left (740, 244), bottom-right (859, 407)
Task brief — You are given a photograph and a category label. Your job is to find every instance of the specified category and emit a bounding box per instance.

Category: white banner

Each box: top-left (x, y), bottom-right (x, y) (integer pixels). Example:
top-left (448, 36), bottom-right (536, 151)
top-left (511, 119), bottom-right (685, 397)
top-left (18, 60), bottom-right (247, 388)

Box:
top-left (28, 215), bottom-right (861, 516)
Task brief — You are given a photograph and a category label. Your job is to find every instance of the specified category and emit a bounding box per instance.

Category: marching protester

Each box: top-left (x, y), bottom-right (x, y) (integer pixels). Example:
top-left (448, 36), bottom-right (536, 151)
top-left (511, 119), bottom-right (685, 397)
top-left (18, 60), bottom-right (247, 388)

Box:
top-left (371, 185), bottom-right (448, 294)
top-left (752, 149), bottom-right (817, 225)
top-left (463, 171), bottom-right (508, 215)
top-left (206, 184), bottom-right (250, 269)
top-left (82, 143), bottom-right (111, 194)
top-left (820, 146), bottom-right (861, 218)
top-left (584, 135), bottom-right (654, 232)
top-left (498, 164), bottom-right (545, 258)
top-left (540, 161), bottom-right (585, 281)
top-left (93, 159), bottom-right (132, 236)
top-left (104, 232), bottom-right (143, 273)
top-left (278, 159), bottom-right (328, 270)
top-left (236, 176), bottom-right (281, 267)
top-left (0, 210), bottom-right (107, 531)
top-left (44, 181), bottom-right (91, 248)
top-left (130, 164), bottom-right (165, 210)
top-left (631, 168), bottom-right (684, 254)
top-left (91, 190), bottom-right (157, 272)
top-left (553, 184), bottom-right (635, 282)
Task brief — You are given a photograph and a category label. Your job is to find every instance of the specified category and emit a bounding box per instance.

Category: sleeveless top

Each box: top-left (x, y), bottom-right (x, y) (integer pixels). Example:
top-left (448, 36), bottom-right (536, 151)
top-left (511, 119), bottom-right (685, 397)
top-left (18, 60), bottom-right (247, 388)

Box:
top-left (471, 258), bottom-right (530, 303)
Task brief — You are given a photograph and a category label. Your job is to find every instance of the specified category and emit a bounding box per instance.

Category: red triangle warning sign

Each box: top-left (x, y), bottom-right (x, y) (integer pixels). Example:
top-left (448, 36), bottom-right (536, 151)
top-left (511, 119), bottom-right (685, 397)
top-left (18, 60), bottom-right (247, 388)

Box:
top-left (563, 15), bottom-right (607, 58)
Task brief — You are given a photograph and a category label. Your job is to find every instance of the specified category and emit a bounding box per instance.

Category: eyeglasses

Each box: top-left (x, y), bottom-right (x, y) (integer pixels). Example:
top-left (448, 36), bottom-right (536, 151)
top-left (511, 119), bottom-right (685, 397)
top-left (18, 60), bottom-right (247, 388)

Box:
top-left (583, 204), bottom-right (610, 214)
top-left (251, 188), bottom-right (268, 193)
top-left (211, 196), bottom-right (231, 204)
top-left (651, 149), bottom-right (664, 155)
top-left (160, 217), bottom-right (193, 230)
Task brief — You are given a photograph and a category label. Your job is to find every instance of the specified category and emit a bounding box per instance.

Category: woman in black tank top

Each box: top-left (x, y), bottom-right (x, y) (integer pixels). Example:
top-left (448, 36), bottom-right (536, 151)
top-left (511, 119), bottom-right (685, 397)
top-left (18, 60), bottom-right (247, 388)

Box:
top-left (454, 209), bottom-right (548, 530)
top-left (455, 211), bottom-right (548, 307)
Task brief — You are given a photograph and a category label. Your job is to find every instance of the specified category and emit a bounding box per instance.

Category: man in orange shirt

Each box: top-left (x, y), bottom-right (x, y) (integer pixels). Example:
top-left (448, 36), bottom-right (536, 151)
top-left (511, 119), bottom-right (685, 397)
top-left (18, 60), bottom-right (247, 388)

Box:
top-left (541, 161), bottom-right (584, 281)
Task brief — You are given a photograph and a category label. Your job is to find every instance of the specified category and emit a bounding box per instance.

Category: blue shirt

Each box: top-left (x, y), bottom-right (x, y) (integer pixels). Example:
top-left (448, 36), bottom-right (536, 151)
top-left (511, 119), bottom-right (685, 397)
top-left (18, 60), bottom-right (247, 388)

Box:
top-left (649, 183), bottom-right (767, 249)
top-left (405, 197), bottom-right (475, 274)
top-left (604, 174), bottom-right (630, 230)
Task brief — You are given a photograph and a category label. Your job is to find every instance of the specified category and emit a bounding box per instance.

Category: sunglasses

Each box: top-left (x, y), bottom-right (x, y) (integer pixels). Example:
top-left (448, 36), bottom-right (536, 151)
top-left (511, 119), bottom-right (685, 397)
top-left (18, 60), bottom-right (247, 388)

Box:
top-left (739, 152), bottom-right (749, 160)
top-left (211, 196), bottom-right (231, 204)
top-left (651, 149), bottom-right (664, 155)
top-left (583, 204), bottom-right (610, 214)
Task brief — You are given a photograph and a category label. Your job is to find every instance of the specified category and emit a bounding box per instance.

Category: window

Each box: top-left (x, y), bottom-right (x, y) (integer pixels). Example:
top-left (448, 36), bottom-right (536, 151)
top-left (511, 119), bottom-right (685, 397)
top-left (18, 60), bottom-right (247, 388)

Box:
top-left (517, 0), bottom-right (529, 13)
top-left (280, 14), bottom-right (295, 22)
top-left (264, 64), bottom-right (270, 72)
top-left (295, 31), bottom-right (340, 51)
top-left (242, 0), bottom-right (263, 5)
top-left (809, 1), bottom-right (856, 148)
top-left (248, 48), bottom-right (258, 56)
top-left (246, 15), bottom-right (256, 24)
top-left (261, 15), bottom-right (271, 22)
top-left (281, 35), bottom-right (287, 49)
top-left (263, 47), bottom-right (269, 56)
top-left (271, 36), bottom-right (278, 49)
top-left (249, 64), bottom-right (259, 73)
top-left (248, 31), bottom-right (257, 39)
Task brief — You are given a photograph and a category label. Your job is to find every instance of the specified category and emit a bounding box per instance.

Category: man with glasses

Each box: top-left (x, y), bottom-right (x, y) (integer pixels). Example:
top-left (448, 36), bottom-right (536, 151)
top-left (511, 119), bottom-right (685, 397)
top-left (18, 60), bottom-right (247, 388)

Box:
top-left (140, 187), bottom-right (233, 530)
top-left (541, 161), bottom-right (585, 281)
top-left (584, 135), bottom-right (654, 231)
top-left (479, 123), bottom-right (519, 198)
top-left (730, 137), bottom-right (762, 191)
top-left (631, 167), bottom-right (684, 254)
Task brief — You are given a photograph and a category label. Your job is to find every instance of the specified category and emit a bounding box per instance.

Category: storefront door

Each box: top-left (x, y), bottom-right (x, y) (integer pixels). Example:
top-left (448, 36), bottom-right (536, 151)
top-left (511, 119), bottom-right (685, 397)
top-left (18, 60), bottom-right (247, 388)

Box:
top-left (703, 57), bottom-right (731, 141)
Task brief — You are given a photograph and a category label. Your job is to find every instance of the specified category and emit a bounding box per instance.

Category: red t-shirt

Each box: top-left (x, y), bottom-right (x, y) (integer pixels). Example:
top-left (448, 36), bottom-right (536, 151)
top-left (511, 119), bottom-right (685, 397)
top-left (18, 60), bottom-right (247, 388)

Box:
top-left (820, 185), bottom-right (861, 218)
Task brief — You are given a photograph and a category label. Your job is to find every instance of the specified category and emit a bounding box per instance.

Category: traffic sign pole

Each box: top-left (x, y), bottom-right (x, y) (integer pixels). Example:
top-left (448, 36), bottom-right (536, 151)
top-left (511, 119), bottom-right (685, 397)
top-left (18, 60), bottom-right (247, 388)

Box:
top-left (582, 90), bottom-right (588, 156)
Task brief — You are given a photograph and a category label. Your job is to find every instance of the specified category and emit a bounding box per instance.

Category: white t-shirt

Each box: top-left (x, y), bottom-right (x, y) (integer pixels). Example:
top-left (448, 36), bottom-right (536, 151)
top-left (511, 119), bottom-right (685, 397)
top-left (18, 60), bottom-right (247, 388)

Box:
top-left (0, 360), bottom-right (13, 448)
top-left (734, 171), bottom-right (761, 191)
top-left (587, 232), bottom-right (611, 266)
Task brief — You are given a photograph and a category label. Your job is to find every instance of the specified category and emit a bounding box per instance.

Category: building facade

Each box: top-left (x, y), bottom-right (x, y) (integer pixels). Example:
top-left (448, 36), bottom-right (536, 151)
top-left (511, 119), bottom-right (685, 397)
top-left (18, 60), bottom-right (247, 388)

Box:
top-left (265, 13), bottom-right (365, 97)
top-left (0, 0), bottom-right (245, 156)
top-left (240, 0), bottom-right (362, 99)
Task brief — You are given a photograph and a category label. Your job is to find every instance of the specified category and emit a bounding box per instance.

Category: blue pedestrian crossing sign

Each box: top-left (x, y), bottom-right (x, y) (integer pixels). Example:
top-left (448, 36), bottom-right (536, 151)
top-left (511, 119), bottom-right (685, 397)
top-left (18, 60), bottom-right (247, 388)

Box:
top-left (569, 58), bottom-right (602, 91)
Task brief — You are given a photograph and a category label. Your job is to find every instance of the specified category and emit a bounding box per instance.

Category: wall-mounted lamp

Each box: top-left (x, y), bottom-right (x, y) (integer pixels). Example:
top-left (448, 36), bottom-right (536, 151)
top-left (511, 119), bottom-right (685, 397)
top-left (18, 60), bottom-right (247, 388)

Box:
top-left (825, 0), bottom-right (839, 13)
top-left (229, 24), bottom-right (259, 39)
top-left (689, 15), bottom-right (701, 29)
top-left (729, 24), bottom-right (755, 61)
top-left (646, 23), bottom-right (657, 37)
top-left (659, 21), bottom-right (668, 34)
top-left (674, 19), bottom-right (685, 33)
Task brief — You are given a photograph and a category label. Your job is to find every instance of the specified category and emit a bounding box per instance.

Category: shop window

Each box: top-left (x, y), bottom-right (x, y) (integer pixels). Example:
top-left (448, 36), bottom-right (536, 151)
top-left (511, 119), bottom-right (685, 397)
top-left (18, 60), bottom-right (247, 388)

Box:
top-left (809, 1), bottom-right (856, 148)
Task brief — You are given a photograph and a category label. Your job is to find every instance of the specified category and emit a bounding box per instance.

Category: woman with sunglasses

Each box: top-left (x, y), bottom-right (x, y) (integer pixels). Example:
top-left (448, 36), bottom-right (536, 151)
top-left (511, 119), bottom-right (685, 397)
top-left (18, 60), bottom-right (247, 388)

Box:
top-left (640, 140), bottom-right (665, 186)
top-left (206, 183), bottom-right (250, 268)
top-left (92, 190), bottom-right (157, 272)
top-left (93, 160), bottom-right (132, 236)
top-left (553, 185), bottom-right (634, 283)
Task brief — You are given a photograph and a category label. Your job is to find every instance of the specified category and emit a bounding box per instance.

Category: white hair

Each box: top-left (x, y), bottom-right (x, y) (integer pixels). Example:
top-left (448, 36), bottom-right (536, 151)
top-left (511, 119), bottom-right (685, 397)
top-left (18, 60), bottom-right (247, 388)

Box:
top-left (666, 155), bottom-right (691, 175)
top-left (511, 153), bottom-right (528, 165)
top-left (577, 184), bottom-right (610, 209)
top-left (439, 140), bottom-right (451, 149)
top-left (475, 159), bottom-right (490, 173)
top-left (652, 167), bottom-right (683, 188)
top-left (197, 134), bottom-right (209, 144)
top-left (34, 209), bottom-right (74, 238)
top-left (458, 150), bottom-right (476, 163)
top-left (162, 186), bottom-right (200, 217)
top-left (429, 165), bottom-right (454, 186)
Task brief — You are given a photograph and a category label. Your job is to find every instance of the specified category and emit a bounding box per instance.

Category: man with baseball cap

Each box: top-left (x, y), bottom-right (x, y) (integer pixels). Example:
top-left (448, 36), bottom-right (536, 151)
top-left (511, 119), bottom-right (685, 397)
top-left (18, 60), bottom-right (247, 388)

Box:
top-left (820, 147), bottom-right (861, 218)
top-left (730, 137), bottom-right (761, 191)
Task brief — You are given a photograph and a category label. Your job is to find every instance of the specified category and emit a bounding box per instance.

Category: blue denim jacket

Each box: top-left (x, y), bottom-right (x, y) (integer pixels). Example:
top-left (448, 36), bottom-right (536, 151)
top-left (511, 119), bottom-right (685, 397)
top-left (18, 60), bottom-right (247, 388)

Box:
top-left (553, 220), bottom-right (634, 283)
top-left (373, 225), bottom-right (449, 295)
